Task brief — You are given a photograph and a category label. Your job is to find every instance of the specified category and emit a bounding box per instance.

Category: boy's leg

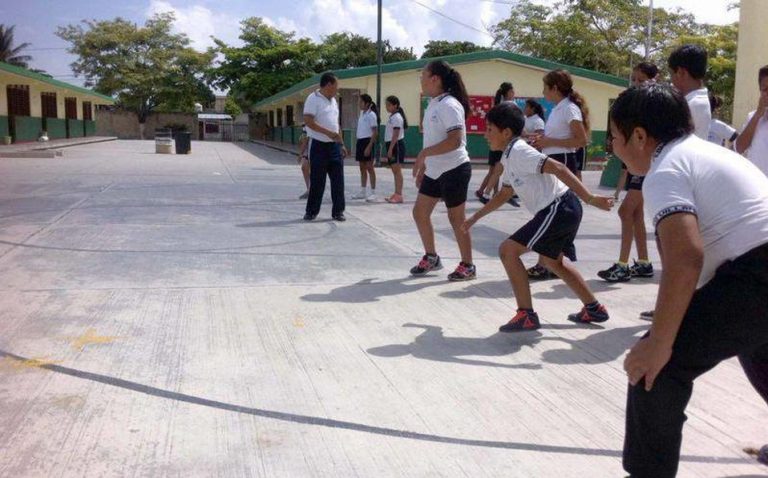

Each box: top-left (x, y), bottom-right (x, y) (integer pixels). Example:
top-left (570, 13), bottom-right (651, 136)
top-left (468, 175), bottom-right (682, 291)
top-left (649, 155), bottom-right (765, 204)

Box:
top-left (499, 239), bottom-right (533, 309)
top-left (540, 255), bottom-right (597, 305)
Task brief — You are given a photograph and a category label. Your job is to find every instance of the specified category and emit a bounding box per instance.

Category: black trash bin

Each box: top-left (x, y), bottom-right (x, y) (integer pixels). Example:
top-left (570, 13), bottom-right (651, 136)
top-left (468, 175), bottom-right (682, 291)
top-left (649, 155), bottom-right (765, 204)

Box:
top-left (174, 131), bottom-right (192, 154)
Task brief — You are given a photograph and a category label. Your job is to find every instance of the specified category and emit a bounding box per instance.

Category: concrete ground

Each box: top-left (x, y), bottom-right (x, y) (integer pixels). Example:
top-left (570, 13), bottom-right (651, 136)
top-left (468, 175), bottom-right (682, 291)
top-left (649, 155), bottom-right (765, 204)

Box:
top-left (0, 140), bottom-right (765, 478)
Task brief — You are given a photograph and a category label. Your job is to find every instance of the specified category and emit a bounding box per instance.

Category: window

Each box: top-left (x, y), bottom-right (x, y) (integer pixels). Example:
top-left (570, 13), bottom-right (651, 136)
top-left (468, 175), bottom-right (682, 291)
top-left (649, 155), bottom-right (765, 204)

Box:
top-left (64, 97), bottom-right (77, 119)
top-left (82, 101), bottom-right (93, 121)
top-left (204, 122), bottom-right (220, 134)
top-left (277, 108), bottom-right (283, 127)
top-left (7, 85), bottom-right (31, 117)
top-left (269, 110), bottom-right (275, 127)
top-left (286, 105), bottom-right (294, 126)
top-left (41, 92), bottom-right (58, 118)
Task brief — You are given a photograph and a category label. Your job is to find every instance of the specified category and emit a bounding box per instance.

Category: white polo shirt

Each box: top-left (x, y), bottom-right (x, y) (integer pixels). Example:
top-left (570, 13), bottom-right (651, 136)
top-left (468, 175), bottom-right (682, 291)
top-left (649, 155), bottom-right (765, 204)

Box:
top-left (524, 115), bottom-right (546, 134)
top-left (542, 97), bottom-right (583, 155)
top-left (685, 88), bottom-right (711, 140)
top-left (501, 138), bottom-right (568, 215)
top-left (422, 93), bottom-right (470, 179)
top-left (643, 135), bottom-right (768, 288)
top-left (707, 119), bottom-right (737, 146)
top-left (356, 109), bottom-right (377, 139)
top-left (385, 112), bottom-right (404, 142)
top-left (303, 90), bottom-right (339, 142)
top-left (739, 110), bottom-right (768, 176)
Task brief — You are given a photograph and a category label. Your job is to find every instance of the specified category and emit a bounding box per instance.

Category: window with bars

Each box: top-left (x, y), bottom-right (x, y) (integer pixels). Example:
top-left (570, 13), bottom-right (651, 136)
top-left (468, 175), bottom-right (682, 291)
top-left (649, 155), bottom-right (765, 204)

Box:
top-left (82, 101), bottom-right (93, 121)
top-left (7, 85), bottom-right (31, 117)
top-left (64, 97), bottom-right (77, 119)
top-left (41, 92), bottom-right (58, 118)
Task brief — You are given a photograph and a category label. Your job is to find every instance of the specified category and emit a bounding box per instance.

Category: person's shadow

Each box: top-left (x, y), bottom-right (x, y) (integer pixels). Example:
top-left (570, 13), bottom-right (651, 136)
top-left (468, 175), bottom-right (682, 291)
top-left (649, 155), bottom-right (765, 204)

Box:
top-left (540, 324), bottom-right (648, 365)
top-left (301, 276), bottom-right (451, 303)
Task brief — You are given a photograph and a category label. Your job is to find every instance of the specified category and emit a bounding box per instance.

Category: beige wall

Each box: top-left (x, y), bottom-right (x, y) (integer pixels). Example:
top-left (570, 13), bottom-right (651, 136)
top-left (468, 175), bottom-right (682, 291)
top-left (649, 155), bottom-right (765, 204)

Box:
top-left (733, 0), bottom-right (768, 127)
top-left (96, 110), bottom-right (200, 139)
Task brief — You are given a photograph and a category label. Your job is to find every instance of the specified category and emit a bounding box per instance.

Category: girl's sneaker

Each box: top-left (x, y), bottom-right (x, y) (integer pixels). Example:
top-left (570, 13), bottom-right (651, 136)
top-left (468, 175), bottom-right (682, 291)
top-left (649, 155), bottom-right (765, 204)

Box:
top-left (527, 264), bottom-right (556, 280)
top-left (597, 262), bottom-right (631, 282)
top-left (499, 309), bottom-right (541, 332)
top-left (447, 262), bottom-right (476, 281)
top-left (410, 254), bottom-right (442, 276)
top-left (629, 260), bottom-right (654, 277)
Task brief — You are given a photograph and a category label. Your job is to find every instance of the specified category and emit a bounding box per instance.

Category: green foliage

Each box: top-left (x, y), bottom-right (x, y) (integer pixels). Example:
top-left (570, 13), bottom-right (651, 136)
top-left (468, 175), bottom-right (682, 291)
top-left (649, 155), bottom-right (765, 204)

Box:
top-left (0, 24), bottom-right (32, 67)
top-left (57, 13), bottom-right (215, 122)
top-left (224, 95), bottom-right (242, 116)
top-left (420, 40), bottom-right (489, 59)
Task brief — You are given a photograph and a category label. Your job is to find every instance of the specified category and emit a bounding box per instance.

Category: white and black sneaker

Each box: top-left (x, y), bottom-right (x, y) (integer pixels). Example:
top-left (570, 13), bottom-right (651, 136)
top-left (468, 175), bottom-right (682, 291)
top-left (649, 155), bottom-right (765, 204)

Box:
top-left (597, 262), bottom-right (631, 282)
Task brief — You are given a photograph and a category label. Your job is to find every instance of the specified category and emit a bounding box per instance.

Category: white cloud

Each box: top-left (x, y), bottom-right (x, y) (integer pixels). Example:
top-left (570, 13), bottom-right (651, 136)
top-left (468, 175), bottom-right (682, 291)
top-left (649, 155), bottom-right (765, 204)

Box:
top-left (145, 0), bottom-right (242, 50)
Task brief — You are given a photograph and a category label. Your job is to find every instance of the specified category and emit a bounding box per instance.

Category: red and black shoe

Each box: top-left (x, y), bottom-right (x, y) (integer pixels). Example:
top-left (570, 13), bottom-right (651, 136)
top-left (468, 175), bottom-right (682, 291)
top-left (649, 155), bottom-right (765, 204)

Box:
top-left (499, 309), bottom-right (541, 333)
top-left (567, 303), bottom-right (609, 324)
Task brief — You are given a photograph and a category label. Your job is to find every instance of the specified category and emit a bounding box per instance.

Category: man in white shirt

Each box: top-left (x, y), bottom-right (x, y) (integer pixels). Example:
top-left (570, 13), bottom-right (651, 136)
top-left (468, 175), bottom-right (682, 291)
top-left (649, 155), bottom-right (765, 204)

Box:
top-left (302, 72), bottom-right (349, 222)
top-left (610, 84), bottom-right (768, 478)
top-left (668, 44), bottom-right (711, 140)
top-left (735, 65), bottom-right (768, 177)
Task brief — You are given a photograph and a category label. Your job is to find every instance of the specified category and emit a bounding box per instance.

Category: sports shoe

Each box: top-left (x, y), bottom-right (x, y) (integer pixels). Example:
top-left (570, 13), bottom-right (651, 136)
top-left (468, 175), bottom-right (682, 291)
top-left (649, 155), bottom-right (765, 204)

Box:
top-left (508, 196), bottom-right (521, 207)
top-left (351, 189), bottom-right (367, 200)
top-left (332, 213), bottom-right (346, 222)
top-left (499, 309), bottom-right (541, 332)
top-left (597, 262), bottom-right (631, 282)
top-left (299, 190), bottom-right (309, 200)
top-left (527, 264), bottom-right (556, 280)
top-left (447, 262), bottom-right (476, 281)
top-left (474, 190), bottom-right (484, 200)
top-left (366, 192), bottom-right (378, 203)
top-left (567, 303), bottom-right (610, 324)
top-left (385, 193), bottom-right (403, 204)
top-left (479, 194), bottom-right (490, 204)
top-left (639, 310), bottom-right (654, 321)
top-left (410, 254), bottom-right (443, 276)
top-left (303, 213), bottom-right (317, 221)
top-left (629, 260), bottom-right (654, 278)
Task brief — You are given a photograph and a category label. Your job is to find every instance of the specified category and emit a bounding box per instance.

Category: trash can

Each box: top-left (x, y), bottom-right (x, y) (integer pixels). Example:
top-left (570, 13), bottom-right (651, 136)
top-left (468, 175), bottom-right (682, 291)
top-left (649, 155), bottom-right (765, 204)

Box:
top-left (174, 131), bottom-right (192, 154)
top-left (155, 128), bottom-right (174, 154)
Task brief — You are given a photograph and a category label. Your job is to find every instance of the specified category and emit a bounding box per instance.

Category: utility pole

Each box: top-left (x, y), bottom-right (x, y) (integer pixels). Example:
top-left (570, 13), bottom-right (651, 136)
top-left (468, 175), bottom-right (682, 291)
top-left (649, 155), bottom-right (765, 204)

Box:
top-left (376, 0), bottom-right (383, 166)
top-left (644, 0), bottom-right (654, 60)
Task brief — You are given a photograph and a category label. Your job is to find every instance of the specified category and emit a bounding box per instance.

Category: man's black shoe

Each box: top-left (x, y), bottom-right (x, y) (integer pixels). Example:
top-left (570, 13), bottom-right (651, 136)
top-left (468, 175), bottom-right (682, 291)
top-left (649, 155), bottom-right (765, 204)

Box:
top-left (332, 214), bottom-right (346, 222)
top-left (303, 213), bottom-right (317, 221)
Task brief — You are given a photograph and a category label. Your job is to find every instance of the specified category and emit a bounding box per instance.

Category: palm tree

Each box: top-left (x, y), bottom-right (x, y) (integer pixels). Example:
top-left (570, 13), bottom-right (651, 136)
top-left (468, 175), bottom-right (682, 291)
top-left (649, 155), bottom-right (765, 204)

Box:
top-left (0, 25), bottom-right (32, 68)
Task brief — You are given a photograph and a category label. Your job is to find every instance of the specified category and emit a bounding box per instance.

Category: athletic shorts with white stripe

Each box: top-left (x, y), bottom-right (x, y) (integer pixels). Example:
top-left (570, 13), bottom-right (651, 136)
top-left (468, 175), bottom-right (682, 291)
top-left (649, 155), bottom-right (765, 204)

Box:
top-left (510, 190), bottom-right (581, 261)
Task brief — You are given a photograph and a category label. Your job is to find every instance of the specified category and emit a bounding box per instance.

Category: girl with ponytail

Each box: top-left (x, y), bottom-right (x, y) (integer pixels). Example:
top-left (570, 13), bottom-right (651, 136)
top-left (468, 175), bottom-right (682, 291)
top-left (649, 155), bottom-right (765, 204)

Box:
top-left (383, 95), bottom-right (408, 203)
top-left (409, 60), bottom-right (476, 281)
top-left (353, 93), bottom-right (380, 201)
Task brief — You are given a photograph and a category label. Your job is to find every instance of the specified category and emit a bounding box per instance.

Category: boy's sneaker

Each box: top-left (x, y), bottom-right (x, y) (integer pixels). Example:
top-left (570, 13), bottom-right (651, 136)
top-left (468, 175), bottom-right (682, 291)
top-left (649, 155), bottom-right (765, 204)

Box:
top-left (499, 309), bottom-right (541, 332)
top-left (351, 189), bottom-right (367, 200)
top-left (527, 264), bottom-right (556, 280)
top-left (447, 262), bottom-right (476, 281)
top-left (629, 260), bottom-right (654, 278)
top-left (507, 196), bottom-right (521, 207)
top-left (567, 303), bottom-right (610, 324)
top-left (410, 254), bottom-right (443, 276)
top-left (479, 194), bottom-right (490, 204)
top-left (597, 262), bottom-right (631, 282)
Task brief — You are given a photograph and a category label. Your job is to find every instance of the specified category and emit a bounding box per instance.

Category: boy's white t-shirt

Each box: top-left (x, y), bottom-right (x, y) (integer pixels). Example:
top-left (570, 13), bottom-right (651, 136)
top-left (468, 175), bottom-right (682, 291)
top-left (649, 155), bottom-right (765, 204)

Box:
top-left (542, 97), bottom-right (583, 155)
top-left (524, 115), bottom-right (546, 134)
top-left (707, 118), bottom-right (737, 146)
top-left (385, 112), bottom-right (404, 142)
top-left (739, 110), bottom-right (768, 176)
top-left (356, 109), bottom-right (377, 139)
top-left (643, 135), bottom-right (768, 288)
top-left (501, 138), bottom-right (568, 215)
top-left (685, 88), bottom-right (712, 140)
top-left (422, 93), bottom-right (470, 179)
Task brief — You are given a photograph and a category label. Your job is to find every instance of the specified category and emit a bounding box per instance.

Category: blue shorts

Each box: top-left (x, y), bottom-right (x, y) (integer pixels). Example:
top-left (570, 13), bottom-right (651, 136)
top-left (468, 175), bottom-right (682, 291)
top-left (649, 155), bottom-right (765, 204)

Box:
top-left (510, 190), bottom-right (581, 261)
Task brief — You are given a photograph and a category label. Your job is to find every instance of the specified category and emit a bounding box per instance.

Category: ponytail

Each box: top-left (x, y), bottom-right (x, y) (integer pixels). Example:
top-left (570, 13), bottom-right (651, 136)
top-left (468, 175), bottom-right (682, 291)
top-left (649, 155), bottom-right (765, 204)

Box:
top-left (494, 82), bottom-right (514, 105)
top-left (386, 95), bottom-right (409, 130)
top-left (568, 91), bottom-right (590, 133)
top-left (426, 60), bottom-right (470, 116)
top-left (525, 99), bottom-right (545, 121)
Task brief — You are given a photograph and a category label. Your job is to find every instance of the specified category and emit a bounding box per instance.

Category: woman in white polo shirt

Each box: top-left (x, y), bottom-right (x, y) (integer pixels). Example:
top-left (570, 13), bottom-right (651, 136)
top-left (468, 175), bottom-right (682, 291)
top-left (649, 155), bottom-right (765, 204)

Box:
top-left (527, 69), bottom-right (590, 280)
top-left (410, 60), bottom-right (475, 281)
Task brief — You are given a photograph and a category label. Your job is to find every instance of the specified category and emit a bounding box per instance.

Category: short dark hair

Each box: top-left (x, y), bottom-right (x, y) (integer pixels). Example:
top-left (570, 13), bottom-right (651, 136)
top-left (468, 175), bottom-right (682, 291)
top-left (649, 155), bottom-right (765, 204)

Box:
top-left (487, 102), bottom-right (525, 137)
top-left (759, 65), bottom-right (768, 84)
top-left (610, 84), bottom-right (694, 144)
top-left (668, 44), bottom-right (708, 80)
top-left (633, 62), bottom-right (658, 80)
top-left (320, 72), bottom-right (337, 87)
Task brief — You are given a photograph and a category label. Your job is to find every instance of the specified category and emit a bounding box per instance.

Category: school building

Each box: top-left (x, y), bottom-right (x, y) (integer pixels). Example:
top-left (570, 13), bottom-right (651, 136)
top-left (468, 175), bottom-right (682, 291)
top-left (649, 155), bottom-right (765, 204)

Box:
top-left (0, 61), bottom-right (114, 143)
top-left (253, 50), bottom-right (627, 161)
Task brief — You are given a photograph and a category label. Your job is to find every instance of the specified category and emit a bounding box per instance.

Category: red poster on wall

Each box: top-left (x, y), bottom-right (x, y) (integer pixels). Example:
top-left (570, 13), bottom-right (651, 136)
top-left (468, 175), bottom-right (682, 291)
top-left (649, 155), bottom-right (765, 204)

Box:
top-left (466, 95), bottom-right (493, 134)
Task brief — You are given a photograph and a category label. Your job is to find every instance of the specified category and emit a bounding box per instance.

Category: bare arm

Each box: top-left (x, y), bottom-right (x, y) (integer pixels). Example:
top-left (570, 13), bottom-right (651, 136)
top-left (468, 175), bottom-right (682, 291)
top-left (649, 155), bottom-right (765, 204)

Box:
top-left (462, 185), bottom-right (514, 232)
top-left (303, 114), bottom-right (341, 143)
top-left (614, 169), bottom-right (628, 199)
top-left (541, 158), bottom-right (613, 210)
top-left (535, 120), bottom-right (588, 149)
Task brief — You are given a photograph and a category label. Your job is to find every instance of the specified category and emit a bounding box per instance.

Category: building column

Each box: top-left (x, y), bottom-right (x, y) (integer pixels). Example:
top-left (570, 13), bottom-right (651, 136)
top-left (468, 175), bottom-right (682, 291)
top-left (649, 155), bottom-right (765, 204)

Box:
top-left (733, 0), bottom-right (768, 126)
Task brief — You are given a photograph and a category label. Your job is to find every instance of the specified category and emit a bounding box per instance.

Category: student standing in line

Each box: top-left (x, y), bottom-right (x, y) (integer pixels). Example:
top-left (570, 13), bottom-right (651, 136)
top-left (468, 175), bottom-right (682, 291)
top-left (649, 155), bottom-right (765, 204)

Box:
top-left (303, 72), bottom-right (348, 222)
top-left (598, 62), bottom-right (660, 283)
top-left (383, 95), bottom-right (408, 204)
top-left (477, 82), bottom-right (519, 207)
top-left (352, 94), bottom-right (379, 202)
top-left (462, 102), bottom-right (613, 331)
top-left (668, 44), bottom-right (711, 140)
top-left (611, 83), bottom-right (768, 478)
top-left (297, 125), bottom-right (310, 199)
top-left (522, 99), bottom-right (546, 137)
top-left (526, 69), bottom-right (590, 280)
top-left (707, 93), bottom-right (738, 147)
top-left (410, 60), bottom-right (476, 281)
top-left (735, 65), bottom-right (768, 177)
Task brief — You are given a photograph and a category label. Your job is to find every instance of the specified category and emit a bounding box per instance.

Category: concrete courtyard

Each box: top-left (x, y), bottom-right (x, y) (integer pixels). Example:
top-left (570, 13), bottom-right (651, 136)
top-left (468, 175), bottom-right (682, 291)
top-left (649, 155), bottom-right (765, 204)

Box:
top-left (0, 140), bottom-right (765, 477)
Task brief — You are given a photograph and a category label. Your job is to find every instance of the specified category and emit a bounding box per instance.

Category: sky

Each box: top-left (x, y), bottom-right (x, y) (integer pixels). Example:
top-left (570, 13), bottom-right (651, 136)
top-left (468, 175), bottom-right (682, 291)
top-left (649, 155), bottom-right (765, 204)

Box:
top-left (1, 0), bottom-right (740, 89)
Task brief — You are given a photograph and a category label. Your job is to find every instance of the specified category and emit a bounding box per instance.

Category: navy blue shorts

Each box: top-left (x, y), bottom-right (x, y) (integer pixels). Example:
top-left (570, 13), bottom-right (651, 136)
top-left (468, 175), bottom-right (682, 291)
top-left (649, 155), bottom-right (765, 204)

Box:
top-left (385, 140), bottom-right (406, 164)
top-left (419, 162), bottom-right (472, 208)
top-left (510, 190), bottom-right (581, 261)
top-left (355, 138), bottom-right (374, 162)
top-left (625, 173), bottom-right (645, 191)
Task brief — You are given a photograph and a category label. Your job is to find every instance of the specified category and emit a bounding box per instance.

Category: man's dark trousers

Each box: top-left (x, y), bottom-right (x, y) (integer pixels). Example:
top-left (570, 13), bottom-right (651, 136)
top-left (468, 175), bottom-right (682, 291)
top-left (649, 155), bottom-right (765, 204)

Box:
top-left (306, 139), bottom-right (345, 217)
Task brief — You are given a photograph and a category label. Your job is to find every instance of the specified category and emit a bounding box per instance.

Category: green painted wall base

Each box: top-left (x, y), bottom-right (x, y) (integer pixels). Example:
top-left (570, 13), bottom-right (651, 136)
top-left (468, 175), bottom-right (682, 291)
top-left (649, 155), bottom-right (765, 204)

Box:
top-left (45, 118), bottom-right (67, 139)
top-left (84, 120), bottom-right (96, 137)
top-left (67, 119), bottom-right (84, 138)
top-left (600, 155), bottom-right (623, 188)
top-left (0, 116), bottom-right (8, 140)
top-left (11, 116), bottom-right (43, 142)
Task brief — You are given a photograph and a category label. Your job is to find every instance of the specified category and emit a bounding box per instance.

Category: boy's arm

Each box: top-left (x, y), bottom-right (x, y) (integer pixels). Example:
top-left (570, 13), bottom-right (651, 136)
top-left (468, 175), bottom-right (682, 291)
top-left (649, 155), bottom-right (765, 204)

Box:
top-left (624, 212), bottom-right (703, 391)
top-left (462, 184), bottom-right (514, 232)
top-left (614, 169), bottom-right (628, 199)
top-left (541, 158), bottom-right (613, 210)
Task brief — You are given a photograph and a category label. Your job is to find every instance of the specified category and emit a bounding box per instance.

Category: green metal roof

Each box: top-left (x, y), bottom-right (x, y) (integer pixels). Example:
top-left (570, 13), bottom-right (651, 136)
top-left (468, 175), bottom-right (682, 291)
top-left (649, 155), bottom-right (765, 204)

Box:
top-left (254, 49), bottom-right (627, 109)
top-left (0, 61), bottom-right (115, 103)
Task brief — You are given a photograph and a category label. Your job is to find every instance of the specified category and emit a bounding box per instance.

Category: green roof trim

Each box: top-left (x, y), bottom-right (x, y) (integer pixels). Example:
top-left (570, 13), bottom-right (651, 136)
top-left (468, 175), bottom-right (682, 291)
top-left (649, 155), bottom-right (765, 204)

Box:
top-left (254, 49), bottom-right (627, 109)
top-left (0, 61), bottom-right (115, 103)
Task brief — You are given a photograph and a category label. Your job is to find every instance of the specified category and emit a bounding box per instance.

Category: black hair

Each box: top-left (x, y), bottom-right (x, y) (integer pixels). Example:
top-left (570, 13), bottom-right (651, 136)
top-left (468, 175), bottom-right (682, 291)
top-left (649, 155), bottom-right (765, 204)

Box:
top-left (759, 65), bottom-right (768, 84)
top-left (359, 93), bottom-right (380, 124)
top-left (543, 69), bottom-right (590, 132)
top-left (385, 95), bottom-right (409, 130)
top-left (610, 84), bottom-right (694, 144)
top-left (633, 62), bottom-right (659, 80)
top-left (524, 99), bottom-right (545, 121)
top-left (494, 82), bottom-right (514, 105)
top-left (486, 102), bottom-right (526, 137)
top-left (708, 92), bottom-right (722, 114)
top-left (425, 60), bottom-right (470, 116)
top-left (668, 44), bottom-right (708, 80)
top-left (320, 72), bottom-right (338, 87)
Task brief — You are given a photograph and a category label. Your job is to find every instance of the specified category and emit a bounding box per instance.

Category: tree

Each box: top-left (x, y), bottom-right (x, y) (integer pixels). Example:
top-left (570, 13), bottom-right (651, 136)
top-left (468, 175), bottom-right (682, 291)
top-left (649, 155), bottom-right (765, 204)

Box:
top-left (318, 32), bottom-right (416, 69)
top-left (224, 95), bottom-right (242, 116)
top-left (57, 13), bottom-right (214, 135)
top-left (420, 40), bottom-right (489, 59)
top-left (0, 24), bottom-right (32, 67)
